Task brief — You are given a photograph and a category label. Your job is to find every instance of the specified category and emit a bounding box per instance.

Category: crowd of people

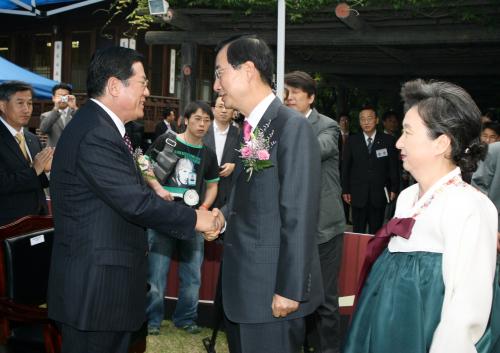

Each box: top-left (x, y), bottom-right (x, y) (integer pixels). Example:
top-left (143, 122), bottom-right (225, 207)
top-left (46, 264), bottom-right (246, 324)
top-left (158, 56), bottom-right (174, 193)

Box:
top-left (0, 35), bottom-right (499, 353)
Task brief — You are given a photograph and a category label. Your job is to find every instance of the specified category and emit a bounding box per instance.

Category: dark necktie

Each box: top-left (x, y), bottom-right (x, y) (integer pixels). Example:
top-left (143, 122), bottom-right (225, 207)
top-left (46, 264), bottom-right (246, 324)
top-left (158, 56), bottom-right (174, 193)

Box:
top-left (123, 133), bottom-right (134, 155)
top-left (367, 137), bottom-right (373, 154)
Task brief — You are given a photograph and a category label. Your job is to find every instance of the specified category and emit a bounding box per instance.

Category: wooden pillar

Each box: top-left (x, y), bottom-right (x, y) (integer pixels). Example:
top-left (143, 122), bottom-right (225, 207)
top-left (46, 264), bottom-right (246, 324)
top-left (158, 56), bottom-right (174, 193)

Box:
top-left (179, 42), bottom-right (197, 119)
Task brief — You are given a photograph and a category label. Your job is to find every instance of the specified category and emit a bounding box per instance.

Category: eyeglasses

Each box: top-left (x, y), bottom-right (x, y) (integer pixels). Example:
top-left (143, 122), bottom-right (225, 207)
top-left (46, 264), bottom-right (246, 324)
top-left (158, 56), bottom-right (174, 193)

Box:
top-left (127, 79), bottom-right (149, 88)
top-left (214, 68), bottom-right (225, 80)
top-left (214, 65), bottom-right (240, 80)
top-left (360, 117), bottom-right (376, 123)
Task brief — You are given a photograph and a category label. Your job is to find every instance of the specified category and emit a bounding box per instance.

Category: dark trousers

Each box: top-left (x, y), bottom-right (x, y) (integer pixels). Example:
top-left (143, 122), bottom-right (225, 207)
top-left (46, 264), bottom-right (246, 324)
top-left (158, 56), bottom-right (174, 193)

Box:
top-left (224, 314), bottom-right (305, 353)
top-left (352, 204), bottom-right (386, 234)
top-left (60, 323), bottom-right (131, 353)
top-left (305, 235), bottom-right (344, 353)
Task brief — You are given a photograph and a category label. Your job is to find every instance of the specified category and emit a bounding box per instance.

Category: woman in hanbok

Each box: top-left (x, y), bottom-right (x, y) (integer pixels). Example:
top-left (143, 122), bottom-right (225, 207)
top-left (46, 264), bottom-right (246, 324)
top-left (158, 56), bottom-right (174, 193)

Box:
top-left (343, 79), bottom-right (499, 353)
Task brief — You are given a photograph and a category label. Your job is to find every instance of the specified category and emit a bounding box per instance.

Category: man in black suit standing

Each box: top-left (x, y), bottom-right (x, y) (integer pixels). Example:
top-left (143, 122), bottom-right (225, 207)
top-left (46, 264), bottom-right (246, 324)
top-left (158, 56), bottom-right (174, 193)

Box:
top-left (0, 81), bottom-right (53, 226)
top-left (154, 106), bottom-right (177, 140)
top-left (47, 47), bottom-right (221, 353)
top-left (342, 106), bottom-right (399, 234)
top-left (204, 96), bottom-right (239, 209)
top-left (213, 36), bottom-right (323, 353)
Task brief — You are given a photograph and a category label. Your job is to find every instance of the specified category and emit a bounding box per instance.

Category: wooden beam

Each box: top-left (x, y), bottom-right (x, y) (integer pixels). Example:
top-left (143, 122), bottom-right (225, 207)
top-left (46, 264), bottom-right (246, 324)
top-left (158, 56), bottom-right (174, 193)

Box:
top-left (286, 63), bottom-right (500, 76)
top-left (145, 28), bottom-right (500, 46)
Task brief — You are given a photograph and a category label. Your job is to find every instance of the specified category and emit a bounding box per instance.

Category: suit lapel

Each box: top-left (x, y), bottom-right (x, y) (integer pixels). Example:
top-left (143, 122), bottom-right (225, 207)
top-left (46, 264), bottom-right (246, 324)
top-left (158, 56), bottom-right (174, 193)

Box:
top-left (205, 124), bottom-right (216, 151)
top-left (234, 98), bottom-right (282, 183)
top-left (0, 122), bottom-right (31, 165)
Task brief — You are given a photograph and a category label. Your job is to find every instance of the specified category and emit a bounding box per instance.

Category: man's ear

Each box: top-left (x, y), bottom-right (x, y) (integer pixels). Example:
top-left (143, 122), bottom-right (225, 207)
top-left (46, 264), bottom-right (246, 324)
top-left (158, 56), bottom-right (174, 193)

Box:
top-left (107, 77), bottom-right (122, 97)
top-left (0, 100), bottom-right (5, 114)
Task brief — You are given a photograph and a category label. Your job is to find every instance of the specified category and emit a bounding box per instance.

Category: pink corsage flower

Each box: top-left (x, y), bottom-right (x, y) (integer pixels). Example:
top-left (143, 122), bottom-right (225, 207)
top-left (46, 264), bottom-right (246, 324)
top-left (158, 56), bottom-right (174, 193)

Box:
top-left (257, 150), bottom-right (270, 160)
top-left (238, 122), bottom-right (275, 181)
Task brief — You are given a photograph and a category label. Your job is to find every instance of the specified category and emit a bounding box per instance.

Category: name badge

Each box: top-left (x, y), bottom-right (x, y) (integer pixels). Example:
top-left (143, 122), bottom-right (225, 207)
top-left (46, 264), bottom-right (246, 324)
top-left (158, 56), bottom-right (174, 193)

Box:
top-left (376, 148), bottom-right (388, 158)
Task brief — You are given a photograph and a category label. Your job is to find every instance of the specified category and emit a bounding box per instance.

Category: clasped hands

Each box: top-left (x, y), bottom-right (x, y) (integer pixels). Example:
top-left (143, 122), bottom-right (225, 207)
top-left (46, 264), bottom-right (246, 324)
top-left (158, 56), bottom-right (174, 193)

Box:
top-left (195, 208), bottom-right (225, 242)
top-left (33, 147), bottom-right (54, 175)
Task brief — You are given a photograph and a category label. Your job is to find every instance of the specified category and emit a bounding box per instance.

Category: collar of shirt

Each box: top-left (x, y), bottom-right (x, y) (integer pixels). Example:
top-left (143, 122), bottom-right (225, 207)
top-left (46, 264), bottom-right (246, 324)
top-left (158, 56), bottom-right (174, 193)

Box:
top-left (305, 109), bottom-right (313, 118)
top-left (58, 107), bottom-right (70, 115)
top-left (246, 93), bottom-right (275, 131)
top-left (363, 131), bottom-right (377, 144)
top-left (214, 121), bottom-right (230, 136)
top-left (163, 120), bottom-right (171, 129)
top-left (91, 98), bottom-right (126, 137)
top-left (0, 116), bottom-right (23, 136)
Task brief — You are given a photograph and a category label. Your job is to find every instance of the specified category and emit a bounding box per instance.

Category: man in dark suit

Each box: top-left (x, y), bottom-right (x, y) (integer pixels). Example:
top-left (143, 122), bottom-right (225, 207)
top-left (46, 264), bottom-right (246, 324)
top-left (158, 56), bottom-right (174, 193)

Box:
top-left (342, 106), bottom-right (399, 234)
top-left (154, 106), bottom-right (177, 140)
top-left (47, 47), bottom-right (221, 353)
top-left (285, 70), bottom-right (345, 353)
top-left (204, 96), bottom-right (240, 209)
top-left (338, 113), bottom-right (352, 223)
top-left (39, 83), bottom-right (78, 147)
top-left (213, 36), bottom-right (323, 353)
top-left (0, 81), bottom-right (53, 226)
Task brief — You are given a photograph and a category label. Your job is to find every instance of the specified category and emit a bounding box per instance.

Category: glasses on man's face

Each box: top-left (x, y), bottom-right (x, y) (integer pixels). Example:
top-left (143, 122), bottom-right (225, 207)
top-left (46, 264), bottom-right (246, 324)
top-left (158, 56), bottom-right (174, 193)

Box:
top-left (127, 79), bottom-right (149, 88)
top-left (214, 68), bottom-right (225, 80)
top-left (360, 117), bottom-right (376, 123)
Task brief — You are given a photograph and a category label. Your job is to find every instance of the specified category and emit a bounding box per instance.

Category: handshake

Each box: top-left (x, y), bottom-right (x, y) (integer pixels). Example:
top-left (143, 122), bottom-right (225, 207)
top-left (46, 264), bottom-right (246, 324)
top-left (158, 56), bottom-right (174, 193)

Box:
top-left (195, 208), bottom-right (225, 241)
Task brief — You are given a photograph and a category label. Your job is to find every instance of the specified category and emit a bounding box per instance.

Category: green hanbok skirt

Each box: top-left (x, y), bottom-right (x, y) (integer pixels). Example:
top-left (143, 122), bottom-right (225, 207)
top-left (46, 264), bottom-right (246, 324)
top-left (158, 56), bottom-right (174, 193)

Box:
top-left (343, 250), bottom-right (500, 353)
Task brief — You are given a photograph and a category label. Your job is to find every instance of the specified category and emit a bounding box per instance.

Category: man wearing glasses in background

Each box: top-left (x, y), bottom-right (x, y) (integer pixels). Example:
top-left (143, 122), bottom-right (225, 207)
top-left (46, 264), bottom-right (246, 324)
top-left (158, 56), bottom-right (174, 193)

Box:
top-left (341, 105), bottom-right (399, 234)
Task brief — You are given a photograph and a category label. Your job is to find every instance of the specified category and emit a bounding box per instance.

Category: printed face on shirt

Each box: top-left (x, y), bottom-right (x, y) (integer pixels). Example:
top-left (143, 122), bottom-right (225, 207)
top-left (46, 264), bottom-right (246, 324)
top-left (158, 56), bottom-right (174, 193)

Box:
top-left (213, 96), bottom-right (234, 125)
top-left (185, 108), bottom-right (211, 139)
top-left (284, 85), bottom-right (314, 116)
top-left (396, 106), bottom-right (437, 178)
top-left (0, 90), bottom-right (33, 130)
top-left (359, 109), bottom-right (378, 135)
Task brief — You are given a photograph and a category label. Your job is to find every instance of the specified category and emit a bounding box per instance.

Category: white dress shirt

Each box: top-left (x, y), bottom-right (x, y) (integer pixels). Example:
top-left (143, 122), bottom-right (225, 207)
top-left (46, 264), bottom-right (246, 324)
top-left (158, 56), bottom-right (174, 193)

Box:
top-left (363, 131), bottom-right (377, 145)
top-left (91, 98), bottom-right (126, 137)
top-left (245, 93), bottom-right (276, 131)
top-left (389, 167), bottom-right (497, 353)
top-left (213, 121), bottom-right (230, 166)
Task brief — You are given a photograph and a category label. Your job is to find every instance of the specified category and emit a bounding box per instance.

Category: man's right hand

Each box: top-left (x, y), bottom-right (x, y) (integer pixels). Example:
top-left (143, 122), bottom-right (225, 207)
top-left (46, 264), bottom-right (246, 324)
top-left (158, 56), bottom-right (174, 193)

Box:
top-left (33, 147), bottom-right (54, 175)
top-left (342, 193), bottom-right (351, 205)
top-left (195, 209), bottom-right (221, 236)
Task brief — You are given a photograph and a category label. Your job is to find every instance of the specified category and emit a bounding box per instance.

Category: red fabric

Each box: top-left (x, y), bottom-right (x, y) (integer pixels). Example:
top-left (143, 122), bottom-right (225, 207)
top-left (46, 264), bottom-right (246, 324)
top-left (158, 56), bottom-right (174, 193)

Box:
top-left (355, 217), bottom-right (416, 301)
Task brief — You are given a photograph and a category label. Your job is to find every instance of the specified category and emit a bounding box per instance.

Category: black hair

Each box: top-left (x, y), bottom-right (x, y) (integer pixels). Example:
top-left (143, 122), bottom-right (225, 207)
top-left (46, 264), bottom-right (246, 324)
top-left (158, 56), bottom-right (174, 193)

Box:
top-left (382, 110), bottom-right (399, 121)
top-left (86, 46), bottom-right (145, 98)
top-left (162, 106), bottom-right (175, 118)
top-left (184, 100), bottom-right (214, 121)
top-left (400, 79), bottom-right (486, 174)
top-left (284, 71), bottom-right (317, 98)
top-left (215, 35), bottom-right (274, 87)
top-left (0, 81), bottom-right (33, 101)
top-left (52, 83), bottom-right (73, 95)
top-left (482, 122), bottom-right (500, 136)
top-left (359, 104), bottom-right (377, 116)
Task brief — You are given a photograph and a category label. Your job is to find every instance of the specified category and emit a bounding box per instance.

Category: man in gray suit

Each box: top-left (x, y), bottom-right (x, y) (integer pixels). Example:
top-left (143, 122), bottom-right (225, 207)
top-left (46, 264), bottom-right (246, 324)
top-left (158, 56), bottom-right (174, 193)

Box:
top-left (285, 70), bottom-right (345, 353)
top-left (39, 83), bottom-right (78, 147)
top-left (472, 141), bottom-right (500, 252)
top-left (213, 36), bottom-right (323, 353)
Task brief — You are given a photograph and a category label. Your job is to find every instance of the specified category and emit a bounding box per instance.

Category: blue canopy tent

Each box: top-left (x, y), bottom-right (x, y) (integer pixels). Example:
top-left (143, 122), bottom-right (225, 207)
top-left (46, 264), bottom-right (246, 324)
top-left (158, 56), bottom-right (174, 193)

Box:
top-left (0, 0), bottom-right (104, 17)
top-left (0, 57), bottom-right (58, 99)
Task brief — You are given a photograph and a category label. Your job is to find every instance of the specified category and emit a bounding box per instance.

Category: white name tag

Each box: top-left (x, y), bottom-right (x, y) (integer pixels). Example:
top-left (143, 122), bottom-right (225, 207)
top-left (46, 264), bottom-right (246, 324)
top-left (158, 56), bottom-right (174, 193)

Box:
top-left (30, 234), bottom-right (45, 246)
top-left (376, 148), bottom-right (388, 158)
